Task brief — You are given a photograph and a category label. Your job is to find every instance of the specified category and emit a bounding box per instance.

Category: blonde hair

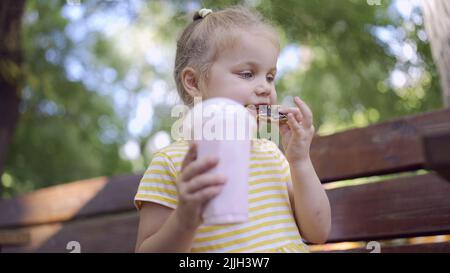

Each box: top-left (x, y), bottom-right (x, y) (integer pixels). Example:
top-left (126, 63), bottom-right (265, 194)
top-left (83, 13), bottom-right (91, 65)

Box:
top-left (174, 6), bottom-right (280, 107)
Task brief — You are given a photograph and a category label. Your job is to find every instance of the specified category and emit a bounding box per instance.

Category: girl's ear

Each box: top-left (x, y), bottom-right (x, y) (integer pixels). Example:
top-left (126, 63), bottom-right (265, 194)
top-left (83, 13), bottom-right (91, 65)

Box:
top-left (181, 67), bottom-right (202, 98)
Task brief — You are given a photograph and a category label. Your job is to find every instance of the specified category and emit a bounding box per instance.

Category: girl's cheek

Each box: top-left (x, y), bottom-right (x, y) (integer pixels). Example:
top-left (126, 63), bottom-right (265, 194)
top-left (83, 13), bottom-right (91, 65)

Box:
top-left (271, 93), bottom-right (278, 104)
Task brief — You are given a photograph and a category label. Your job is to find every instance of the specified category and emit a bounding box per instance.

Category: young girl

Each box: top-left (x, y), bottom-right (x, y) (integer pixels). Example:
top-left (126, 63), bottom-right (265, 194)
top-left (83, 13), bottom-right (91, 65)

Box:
top-left (134, 6), bottom-right (331, 253)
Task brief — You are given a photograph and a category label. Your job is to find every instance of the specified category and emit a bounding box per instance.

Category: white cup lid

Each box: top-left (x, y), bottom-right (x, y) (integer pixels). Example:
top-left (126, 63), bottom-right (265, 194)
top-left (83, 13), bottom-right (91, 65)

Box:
top-left (182, 97), bottom-right (257, 141)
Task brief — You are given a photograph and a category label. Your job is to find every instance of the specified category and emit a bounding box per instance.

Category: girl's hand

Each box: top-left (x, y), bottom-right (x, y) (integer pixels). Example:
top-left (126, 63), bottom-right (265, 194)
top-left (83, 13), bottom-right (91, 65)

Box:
top-left (175, 142), bottom-right (227, 230)
top-left (279, 97), bottom-right (315, 164)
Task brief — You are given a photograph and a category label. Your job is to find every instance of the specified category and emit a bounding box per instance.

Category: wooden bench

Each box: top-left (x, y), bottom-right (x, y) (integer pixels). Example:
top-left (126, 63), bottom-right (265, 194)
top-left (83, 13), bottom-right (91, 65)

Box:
top-left (0, 109), bottom-right (449, 253)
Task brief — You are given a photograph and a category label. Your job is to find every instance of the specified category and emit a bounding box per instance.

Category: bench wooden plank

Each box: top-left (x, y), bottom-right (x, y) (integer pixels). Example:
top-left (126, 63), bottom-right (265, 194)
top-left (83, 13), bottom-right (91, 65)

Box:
top-left (0, 230), bottom-right (30, 246)
top-left (327, 173), bottom-right (450, 243)
top-left (312, 241), bottom-right (450, 253)
top-left (1, 211), bottom-right (138, 253)
top-left (0, 174), bottom-right (141, 229)
top-left (422, 124), bottom-right (450, 181)
top-left (311, 108), bottom-right (450, 182)
top-left (375, 241), bottom-right (450, 253)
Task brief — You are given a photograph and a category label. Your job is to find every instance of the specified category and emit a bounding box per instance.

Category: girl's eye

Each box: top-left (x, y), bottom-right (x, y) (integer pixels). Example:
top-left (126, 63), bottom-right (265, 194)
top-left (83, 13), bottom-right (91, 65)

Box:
top-left (239, 72), bottom-right (254, 79)
top-left (266, 75), bottom-right (275, 82)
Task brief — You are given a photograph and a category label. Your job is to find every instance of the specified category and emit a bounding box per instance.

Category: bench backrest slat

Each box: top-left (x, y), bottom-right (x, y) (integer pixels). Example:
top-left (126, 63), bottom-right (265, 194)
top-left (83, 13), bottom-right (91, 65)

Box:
top-left (327, 173), bottom-right (450, 243)
top-left (1, 212), bottom-right (138, 253)
top-left (312, 108), bottom-right (450, 182)
top-left (0, 175), bottom-right (141, 229)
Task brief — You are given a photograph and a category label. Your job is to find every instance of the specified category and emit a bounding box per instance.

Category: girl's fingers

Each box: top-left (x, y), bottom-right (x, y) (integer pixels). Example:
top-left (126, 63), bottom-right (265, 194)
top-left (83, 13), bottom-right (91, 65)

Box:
top-left (279, 122), bottom-right (290, 135)
top-left (181, 141), bottom-right (197, 171)
top-left (280, 106), bottom-right (303, 123)
top-left (287, 113), bottom-right (302, 133)
top-left (181, 156), bottom-right (219, 182)
top-left (294, 97), bottom-right (313, 129)
top-left (185, 173), bottom-right (227, 193)
top-left (189, 184), bottom-right (224, 203)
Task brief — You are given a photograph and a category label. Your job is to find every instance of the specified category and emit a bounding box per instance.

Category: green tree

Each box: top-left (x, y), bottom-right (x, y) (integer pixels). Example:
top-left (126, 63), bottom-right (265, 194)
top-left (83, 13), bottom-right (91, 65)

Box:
top-left (1, 0), bottom-right (133, 198)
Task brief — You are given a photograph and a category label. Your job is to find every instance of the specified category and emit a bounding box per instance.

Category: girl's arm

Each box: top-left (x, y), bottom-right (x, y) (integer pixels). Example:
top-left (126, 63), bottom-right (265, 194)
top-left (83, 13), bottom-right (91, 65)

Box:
top-left (135, 202), bottom-right (197, 253)
top-left (288, 159), bottom-right (331, 244)
top-left (280, 97), bottom-right (331, 244)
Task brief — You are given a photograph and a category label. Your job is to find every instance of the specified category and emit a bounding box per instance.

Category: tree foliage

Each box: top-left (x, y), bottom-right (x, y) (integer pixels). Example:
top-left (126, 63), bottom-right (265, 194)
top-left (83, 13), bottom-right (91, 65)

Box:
top-left (2, 0), bottom-right (132, 197)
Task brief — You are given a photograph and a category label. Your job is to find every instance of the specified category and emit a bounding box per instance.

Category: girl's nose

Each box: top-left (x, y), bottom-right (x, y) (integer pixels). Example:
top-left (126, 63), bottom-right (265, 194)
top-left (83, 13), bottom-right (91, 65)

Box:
top-left (254, 85), bottom-right (271, 97)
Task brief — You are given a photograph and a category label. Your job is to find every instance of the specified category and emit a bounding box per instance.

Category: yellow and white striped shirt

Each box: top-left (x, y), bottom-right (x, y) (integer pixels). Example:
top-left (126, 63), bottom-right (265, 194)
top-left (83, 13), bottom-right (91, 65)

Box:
top-left (134, 138), bottom-right (309, 253)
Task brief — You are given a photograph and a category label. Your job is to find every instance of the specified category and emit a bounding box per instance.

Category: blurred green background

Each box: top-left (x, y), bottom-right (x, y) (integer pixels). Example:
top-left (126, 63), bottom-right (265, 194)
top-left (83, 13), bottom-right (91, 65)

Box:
top-left (0, 0), bottom-right (443, 198)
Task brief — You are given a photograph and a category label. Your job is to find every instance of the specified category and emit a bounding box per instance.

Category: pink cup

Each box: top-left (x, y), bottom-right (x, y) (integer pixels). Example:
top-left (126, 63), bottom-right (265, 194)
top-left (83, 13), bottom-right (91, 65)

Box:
top-left (183, 97), bottom-right (256, 225)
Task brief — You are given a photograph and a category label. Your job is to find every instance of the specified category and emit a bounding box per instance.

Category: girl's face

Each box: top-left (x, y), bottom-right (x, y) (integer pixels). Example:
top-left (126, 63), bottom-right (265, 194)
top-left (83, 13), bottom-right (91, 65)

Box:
top-left (201, 31), bottom-right (279, 117)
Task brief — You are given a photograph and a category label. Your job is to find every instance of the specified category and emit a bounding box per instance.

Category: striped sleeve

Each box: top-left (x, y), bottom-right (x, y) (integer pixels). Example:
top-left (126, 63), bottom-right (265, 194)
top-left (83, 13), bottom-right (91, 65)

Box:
top-left (134, 152), bottom-right (179, 210)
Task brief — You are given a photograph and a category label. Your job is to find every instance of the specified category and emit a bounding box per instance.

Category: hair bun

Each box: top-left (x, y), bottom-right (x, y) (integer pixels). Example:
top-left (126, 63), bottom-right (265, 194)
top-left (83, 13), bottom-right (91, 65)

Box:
top-left (193, 8), bottom-right (213, 21)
